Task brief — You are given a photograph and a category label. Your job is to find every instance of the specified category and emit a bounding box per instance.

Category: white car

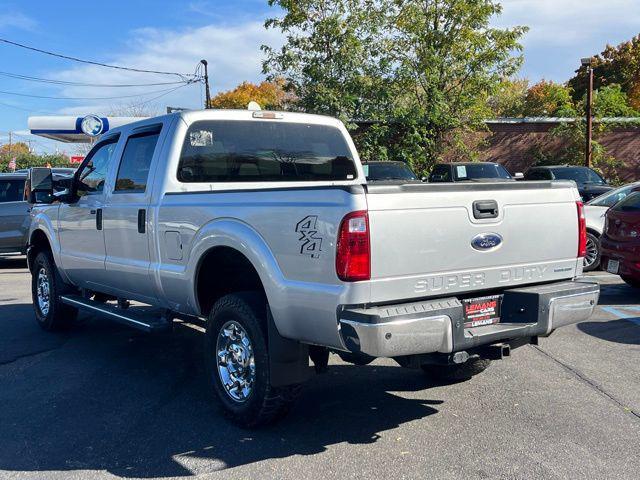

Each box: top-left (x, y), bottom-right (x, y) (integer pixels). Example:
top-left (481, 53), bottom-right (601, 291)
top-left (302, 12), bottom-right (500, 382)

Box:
top-left (584, 182), bottom-right (640, 270)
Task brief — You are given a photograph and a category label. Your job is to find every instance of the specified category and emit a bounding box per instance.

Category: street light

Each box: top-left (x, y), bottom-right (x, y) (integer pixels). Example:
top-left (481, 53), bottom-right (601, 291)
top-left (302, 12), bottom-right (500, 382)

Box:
top-left (581, 57), bottom-right (594, 168)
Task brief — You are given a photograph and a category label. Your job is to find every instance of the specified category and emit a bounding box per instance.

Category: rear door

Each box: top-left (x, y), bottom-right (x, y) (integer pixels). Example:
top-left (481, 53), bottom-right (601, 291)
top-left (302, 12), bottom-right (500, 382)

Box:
top-left (365, 182), bottom-right (581, 303)
top-left (0, 178), bottom-right (28, 253)
top-left (103, 124), bottom-right (163, 303)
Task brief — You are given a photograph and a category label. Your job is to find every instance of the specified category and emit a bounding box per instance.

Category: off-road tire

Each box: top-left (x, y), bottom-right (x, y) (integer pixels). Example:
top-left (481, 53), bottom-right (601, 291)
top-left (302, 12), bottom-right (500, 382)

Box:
top-left (421, 358), bottom-right (491, 382)
top-left (205, 292), bottom-right (301, 428)
top-left (31, 251), bottom-right (78, 331)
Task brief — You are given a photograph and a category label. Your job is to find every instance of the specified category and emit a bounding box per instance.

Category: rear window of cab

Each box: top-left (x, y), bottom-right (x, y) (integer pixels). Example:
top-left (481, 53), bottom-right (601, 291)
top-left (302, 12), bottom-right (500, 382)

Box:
top-left (177, 120), bottom-right (357, 183)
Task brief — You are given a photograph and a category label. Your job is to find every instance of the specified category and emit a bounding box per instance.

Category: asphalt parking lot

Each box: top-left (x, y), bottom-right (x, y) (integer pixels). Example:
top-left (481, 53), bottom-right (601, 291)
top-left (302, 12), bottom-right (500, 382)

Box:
top-left (0, 257), bottom-right (639, 480)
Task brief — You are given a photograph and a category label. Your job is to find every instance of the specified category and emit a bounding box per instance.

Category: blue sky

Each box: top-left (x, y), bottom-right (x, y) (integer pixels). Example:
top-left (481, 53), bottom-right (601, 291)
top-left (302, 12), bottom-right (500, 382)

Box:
top-left (0, 0), bottom-right (639, 154)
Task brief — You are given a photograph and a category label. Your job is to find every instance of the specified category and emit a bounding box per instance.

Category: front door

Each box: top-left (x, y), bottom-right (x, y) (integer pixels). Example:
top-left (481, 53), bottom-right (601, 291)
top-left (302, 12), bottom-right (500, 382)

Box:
top-left (58, 137), bottom-right (120, 288)
top-left (103, 126), bottom-right (162, 303)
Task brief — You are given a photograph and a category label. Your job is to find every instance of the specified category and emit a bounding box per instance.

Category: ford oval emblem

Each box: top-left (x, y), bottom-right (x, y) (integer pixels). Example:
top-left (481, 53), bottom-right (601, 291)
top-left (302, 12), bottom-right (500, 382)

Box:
top-left (471, 233), bottom-right (503, 251)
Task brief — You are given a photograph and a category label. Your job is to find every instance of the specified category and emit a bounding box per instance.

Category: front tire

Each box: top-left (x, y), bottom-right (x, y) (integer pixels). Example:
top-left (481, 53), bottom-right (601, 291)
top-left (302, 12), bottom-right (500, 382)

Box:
top-left (205, 292), bottom-right (301, 427)
top-left (421, 358), bottom-right (491, 382)
top-left (583, 233), bottom-right (601, 272)
top-left (31, 251), bottom-right (78, 331)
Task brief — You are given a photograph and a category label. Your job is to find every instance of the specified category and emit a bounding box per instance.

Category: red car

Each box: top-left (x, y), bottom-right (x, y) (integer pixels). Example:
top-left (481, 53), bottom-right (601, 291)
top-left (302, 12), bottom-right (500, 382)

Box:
top-left (600, 191), bottom-right (640, 287)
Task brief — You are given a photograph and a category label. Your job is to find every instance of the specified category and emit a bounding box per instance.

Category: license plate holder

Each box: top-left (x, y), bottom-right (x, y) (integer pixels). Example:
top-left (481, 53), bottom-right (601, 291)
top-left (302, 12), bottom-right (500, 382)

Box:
top-left (463, 294), bottom-right (502, 328)
top-left (607, 259), bottom-right (620, 274)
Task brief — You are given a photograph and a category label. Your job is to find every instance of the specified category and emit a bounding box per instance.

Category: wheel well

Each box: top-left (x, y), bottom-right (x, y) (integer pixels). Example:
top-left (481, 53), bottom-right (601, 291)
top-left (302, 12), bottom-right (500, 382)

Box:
top-left (28, 229), bottom-right (52, 271)
top-left (195, 247), bottom-right (265, 316)
top-left (586, 228), bottom-right (600, 238)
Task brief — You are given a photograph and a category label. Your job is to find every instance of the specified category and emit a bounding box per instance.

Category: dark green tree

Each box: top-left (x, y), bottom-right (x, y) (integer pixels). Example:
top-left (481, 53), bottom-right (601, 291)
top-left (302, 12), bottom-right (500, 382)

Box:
top-left (263, 0), bottom-right (527, 173)
top-left (568, 35), bottom-right (640, 110)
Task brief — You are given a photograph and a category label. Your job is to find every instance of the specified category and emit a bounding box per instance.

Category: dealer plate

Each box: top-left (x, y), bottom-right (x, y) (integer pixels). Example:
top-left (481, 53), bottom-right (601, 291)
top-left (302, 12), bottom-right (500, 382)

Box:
top-left (607, 259), bottom-right (620, 274)
top-left (463, 294), bottom-right (502, 328)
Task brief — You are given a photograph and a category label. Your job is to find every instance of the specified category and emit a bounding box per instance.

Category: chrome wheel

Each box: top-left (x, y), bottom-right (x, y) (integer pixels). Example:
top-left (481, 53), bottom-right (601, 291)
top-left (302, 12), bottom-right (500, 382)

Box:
top-left (584, 235), bottom-right (599, 269)
top-left (216, 321), bottom-right (255, 403)
top-left (36, 267), bottom-right (51, 316)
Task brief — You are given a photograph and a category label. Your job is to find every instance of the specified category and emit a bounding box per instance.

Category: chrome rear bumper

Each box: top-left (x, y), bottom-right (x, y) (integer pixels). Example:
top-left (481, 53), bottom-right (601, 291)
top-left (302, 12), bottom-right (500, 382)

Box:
top-left (338, 280), bottom-right (599, 358)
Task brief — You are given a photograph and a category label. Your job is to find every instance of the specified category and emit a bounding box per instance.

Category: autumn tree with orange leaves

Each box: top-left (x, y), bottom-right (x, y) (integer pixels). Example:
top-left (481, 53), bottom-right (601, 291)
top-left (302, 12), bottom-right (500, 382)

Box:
top-left (208, 80), bottom-right (291, 110)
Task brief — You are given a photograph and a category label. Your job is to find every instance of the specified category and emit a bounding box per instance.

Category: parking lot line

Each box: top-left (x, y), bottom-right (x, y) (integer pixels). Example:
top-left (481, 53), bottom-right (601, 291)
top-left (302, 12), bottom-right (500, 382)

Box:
top-left (600, 306), bottom-right (640, 325)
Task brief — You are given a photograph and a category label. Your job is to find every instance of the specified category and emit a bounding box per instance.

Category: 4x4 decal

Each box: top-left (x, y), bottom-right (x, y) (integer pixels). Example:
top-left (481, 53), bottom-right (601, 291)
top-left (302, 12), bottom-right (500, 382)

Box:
top-left (295, 216), bottom-right (323, 258)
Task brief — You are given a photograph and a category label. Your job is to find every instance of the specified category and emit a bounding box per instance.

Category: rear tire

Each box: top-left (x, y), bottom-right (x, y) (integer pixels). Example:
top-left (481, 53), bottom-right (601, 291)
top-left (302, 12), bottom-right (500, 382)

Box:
top-left (205, 292), bottom-right (301, 428)
top-left (421, 358), bottom-right (491, 382)
top-left (583, 233), bottom-right (601, 272)
top-left (31, 251), bottom-right (78, 331)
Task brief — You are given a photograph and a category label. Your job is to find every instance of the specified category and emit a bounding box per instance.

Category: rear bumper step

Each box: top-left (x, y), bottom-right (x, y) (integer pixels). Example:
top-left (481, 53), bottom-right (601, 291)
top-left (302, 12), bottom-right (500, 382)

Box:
top-left (338, 280), bottom-right (599, 358)
top-left (60, 295), bottom-right (172, 333)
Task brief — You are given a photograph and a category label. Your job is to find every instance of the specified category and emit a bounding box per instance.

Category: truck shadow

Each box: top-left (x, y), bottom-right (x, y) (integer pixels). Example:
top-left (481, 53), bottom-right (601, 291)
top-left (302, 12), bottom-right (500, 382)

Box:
top-left (577, 319), bottom-right (640, 345)
top-left (0, 306), bottom-right (443, 478)
top-left (597, 281), bottom-right (640, 306)
top-left (0, 256), bottom-right (27, 270)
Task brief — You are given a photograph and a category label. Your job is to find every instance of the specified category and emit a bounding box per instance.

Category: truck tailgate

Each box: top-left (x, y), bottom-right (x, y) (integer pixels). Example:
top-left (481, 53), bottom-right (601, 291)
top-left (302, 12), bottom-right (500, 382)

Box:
top-left (365, 181), bottom-right (582, 303)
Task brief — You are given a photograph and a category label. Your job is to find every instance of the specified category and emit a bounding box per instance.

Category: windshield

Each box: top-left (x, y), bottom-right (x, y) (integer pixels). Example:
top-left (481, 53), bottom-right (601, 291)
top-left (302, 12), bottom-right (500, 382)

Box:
top-left (612, 191), bottom-right (640, 212)
top-left (365, 162), bottom-right (417, 181)
top-left (551, 167), bottom-right (605, 185)
top-left (589, 184), bottom-right (638, 207)
top-left (178, 120), bottom-right (358, 183)
top-left (453, 163), bottom-right (512, 180)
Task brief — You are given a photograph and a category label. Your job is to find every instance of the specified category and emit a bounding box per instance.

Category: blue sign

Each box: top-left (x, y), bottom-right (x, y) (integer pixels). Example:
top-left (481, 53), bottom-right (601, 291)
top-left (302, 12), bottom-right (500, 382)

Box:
top-left (80, 115), bottom-right (105, 136)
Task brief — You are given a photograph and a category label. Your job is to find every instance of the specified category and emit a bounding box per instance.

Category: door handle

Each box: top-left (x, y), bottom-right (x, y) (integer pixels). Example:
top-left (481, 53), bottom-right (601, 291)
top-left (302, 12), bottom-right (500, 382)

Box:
top-left (473, 200), bottom-right (499, 219)
top-left (137, 209), bottom-right (146, 234)
top-left (96, 208), bottom-right (103, 230)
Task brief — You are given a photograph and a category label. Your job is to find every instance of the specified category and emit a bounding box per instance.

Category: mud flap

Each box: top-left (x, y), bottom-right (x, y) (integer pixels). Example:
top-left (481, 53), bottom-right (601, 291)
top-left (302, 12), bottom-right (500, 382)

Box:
top-left (267, 311), bottom-right (312, 387)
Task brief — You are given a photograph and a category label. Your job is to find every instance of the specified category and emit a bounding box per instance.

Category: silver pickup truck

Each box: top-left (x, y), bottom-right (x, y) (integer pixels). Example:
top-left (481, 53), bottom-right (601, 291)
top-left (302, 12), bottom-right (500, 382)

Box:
top-left (26, 109), bottom-right (599, 426)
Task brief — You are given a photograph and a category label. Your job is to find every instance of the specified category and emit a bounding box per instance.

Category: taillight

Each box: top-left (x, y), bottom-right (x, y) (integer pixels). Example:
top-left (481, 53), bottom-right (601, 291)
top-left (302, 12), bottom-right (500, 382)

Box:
top-left (336, 211), bottom-right (370, 281)
top-left (577, 201), bottom-right (587, 258)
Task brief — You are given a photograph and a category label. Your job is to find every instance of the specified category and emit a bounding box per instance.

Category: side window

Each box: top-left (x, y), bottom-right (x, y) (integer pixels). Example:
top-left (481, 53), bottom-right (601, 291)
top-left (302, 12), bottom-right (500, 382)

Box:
top-left (77, 138), bottom-right (119, 194)
top-left (0, 180), bottom-right (25, 203)
top-left (115, 128), bottom-right (161, 192)
top-left (429, 165), bottom-right (451, 182)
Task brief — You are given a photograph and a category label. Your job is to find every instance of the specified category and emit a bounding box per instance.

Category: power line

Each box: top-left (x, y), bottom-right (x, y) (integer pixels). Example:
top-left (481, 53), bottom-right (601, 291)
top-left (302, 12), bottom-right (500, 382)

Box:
top-left (0, 99), bottom-right (59, 115)
top-left (128, 83), bottom-right (192, 109)
top-left (0, 84), bottom-right (196, 100)
top-left (0, 70), bottom-right (192, 88)
top-left (0, 37), bottom-right (198, 79)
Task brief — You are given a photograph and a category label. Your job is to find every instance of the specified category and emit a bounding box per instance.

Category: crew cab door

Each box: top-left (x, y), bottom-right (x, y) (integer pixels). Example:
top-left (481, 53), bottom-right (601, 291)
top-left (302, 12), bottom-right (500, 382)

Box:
top-left (58, 136), bottom-right (120, 288)
top-left (102, 125), bottom-right (163, 303)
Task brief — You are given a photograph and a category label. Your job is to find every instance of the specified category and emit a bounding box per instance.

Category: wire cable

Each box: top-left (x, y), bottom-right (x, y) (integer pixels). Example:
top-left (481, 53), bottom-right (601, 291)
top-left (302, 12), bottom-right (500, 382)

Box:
top-left (0, 83), bottom-right (197, 100)
top-left (0, 99), bottom-right (60, 115)
top-left (128, 83), bottom-right (191, 109)
top-left (0, 37), bottom-right (198, 79)
top-left (0, 70), bottom-right (192, 88)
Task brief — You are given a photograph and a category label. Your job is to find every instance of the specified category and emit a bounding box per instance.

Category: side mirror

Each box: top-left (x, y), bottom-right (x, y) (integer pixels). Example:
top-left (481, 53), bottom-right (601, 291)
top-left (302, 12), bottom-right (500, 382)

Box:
top-left (514, 172), bottom-right (524, 180)
top-left (27, 167), bottom-right (54, 204)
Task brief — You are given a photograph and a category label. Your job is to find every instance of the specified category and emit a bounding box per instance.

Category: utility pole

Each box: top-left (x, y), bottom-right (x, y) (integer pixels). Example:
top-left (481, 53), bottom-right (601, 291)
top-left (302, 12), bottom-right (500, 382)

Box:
top-left (581, 57), bottom-right (594, 168)
top-left (201, 59), bottom-right (211, 109)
